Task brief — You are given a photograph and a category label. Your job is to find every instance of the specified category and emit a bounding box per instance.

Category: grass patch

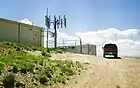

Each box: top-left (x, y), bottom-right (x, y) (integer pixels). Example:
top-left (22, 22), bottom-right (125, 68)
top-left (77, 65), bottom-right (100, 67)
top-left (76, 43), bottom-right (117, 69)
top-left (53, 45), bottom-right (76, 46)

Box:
top-left (0, 41), bottom-right (82, 88)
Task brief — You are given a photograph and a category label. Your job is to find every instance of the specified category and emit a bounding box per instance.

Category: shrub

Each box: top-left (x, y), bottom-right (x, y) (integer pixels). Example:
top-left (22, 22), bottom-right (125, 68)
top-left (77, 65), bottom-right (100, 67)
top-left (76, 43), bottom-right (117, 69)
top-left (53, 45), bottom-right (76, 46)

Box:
top-left (39, 75), bottom-right (49, 84)
top-left (116, 85), bottom-right (121, 88)
top-left (12, 65), bottom-right (18, 73)
top-left (6, 42), bottom-right (10, 45)
top-left (16, 47), bottom-right (21, 51)
top-left (3, 73), bottom-right (15, 88)
top-left (45, 72), bottom-right (53, 79)
top-left (32, 48), bottom-right (37, 51)
top-left (41, 51), bottom-right (51, 57)
top-left (39, 61), bottom-right (44, 66)
top-left (20, 68), bottom-right (27, 74)
top-left (0, 62), bottom-right (4, 69)
top-left (26, 63), bottom-right (35, 72)
top-left (0, 68), bottom-right (2, 75)
top-left (57, 50), bottom-right (63, 53)
top-left (41, 52), bottom-right (46, 56)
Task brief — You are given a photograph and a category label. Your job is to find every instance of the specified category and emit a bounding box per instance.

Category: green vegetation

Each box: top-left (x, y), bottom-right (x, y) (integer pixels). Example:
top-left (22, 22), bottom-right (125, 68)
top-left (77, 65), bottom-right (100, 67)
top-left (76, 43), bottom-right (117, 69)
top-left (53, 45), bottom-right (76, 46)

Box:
top-left (0, 42), bottom-right (82, 88)
top-left (116, 85), bottom-right (121, 88)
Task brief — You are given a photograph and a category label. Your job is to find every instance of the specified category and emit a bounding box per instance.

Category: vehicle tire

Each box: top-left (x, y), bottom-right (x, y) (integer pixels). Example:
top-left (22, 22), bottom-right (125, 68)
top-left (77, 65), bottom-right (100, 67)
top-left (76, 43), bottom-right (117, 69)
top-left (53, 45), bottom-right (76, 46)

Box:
top-left (114, 54), bottom-right (118, 58)
top-left (103, 54), bottom-right (106, 58)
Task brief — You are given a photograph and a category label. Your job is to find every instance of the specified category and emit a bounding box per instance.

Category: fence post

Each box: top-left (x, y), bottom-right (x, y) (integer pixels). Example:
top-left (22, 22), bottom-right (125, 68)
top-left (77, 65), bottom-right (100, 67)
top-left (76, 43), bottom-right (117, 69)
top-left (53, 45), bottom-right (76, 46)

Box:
top-left (62, 39), bottom-right (65, 48)
top-left (75, 42), bottom-right (76, 53)
top-left (79, 38), bottom-right (82, 54)
top-left (88, 43), bottom-right (89, 54)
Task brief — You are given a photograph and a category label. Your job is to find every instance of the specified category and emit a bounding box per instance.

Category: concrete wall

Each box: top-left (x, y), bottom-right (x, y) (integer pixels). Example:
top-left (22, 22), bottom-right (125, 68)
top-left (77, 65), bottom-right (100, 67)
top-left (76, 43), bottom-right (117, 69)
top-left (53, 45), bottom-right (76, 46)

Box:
top-left (20, 23), bottom-right (41, 46)
top-left (65, 46), bottom-right (79, 53)
top-left (0, 19), bottom-right (18, 42)
top-left (82, 45), bottom-right (89, 54)
top-left (40, 29), bottom-right (45, 47)
top-left (64, 44), bottom-right (97, 55)
top-left (81, 44), bottom-right (96, 55)
top-left (0, 18), bottom-right (44, 47)
top-left (88, 44), bottom-right (96, 55)
top-left (75, 46), bottom-right (81, 53)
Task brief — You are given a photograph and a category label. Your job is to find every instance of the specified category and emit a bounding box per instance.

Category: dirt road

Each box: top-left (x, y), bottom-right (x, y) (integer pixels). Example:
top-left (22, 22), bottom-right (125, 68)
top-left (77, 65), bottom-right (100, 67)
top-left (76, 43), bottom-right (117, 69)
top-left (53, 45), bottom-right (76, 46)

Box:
top-left (50, 53), bottom-right (140, 88)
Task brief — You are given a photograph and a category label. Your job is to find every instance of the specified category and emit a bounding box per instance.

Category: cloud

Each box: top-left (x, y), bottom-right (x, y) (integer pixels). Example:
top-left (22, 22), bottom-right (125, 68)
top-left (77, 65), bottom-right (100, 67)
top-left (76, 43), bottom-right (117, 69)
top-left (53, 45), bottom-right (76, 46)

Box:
top-left (19, 18), bottom-right (34, 25)
top-left (22, 18), bottom-right (139, 57)
top-left (44, 30), bottom-right (79, 48)
top-left (56, 28), bottom-right (140, 57)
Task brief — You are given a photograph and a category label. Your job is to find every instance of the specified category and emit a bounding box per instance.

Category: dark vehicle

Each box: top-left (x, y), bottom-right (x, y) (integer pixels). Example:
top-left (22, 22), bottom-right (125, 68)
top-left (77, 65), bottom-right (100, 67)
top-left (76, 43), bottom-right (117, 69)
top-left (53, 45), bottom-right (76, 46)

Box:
top-left (102, 43), bottom-right (118, 58)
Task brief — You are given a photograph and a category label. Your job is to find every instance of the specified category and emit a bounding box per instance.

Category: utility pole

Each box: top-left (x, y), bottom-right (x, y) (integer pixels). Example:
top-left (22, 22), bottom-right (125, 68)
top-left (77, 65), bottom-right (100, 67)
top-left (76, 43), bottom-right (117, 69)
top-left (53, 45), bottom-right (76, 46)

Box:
top-left (53, 15), bottom-right (66, 48)
top-left (45, 8), bottom-right (49, 48)
top-left (54, 15), bottom-right (57, 48)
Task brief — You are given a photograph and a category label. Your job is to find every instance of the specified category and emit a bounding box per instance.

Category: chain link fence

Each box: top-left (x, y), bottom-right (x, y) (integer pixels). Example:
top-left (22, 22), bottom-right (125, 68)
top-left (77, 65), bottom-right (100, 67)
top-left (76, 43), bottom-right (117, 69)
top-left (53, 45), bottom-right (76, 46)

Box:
top-left (47, 39), bottom-right (96, 55)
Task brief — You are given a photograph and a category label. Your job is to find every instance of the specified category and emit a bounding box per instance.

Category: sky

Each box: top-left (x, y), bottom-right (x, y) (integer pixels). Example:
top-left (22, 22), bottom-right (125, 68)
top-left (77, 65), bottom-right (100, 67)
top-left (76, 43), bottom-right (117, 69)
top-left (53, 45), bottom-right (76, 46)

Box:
top-left (0, 0), bottom-right (140, 56)
top-left (1, 0), bottom-right (140, 34)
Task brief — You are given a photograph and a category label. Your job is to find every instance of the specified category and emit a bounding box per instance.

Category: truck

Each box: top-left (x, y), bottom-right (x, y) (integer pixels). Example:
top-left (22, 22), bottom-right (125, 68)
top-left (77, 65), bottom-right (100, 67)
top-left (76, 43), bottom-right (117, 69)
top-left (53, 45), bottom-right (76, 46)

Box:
top-left (102, 43), bottom-right (118, 58)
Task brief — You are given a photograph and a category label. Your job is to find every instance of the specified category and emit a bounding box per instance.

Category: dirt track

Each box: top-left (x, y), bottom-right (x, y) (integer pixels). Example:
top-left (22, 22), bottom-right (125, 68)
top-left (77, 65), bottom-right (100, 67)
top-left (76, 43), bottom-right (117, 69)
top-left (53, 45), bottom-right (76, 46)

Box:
top-left (50, 53), bottom-right (140, 88)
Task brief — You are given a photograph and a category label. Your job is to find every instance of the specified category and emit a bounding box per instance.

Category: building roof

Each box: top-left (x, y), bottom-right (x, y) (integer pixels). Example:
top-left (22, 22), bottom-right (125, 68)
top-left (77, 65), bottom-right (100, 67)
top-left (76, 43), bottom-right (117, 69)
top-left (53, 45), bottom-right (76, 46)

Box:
top-left (0, 18), bottom-right (45, 31)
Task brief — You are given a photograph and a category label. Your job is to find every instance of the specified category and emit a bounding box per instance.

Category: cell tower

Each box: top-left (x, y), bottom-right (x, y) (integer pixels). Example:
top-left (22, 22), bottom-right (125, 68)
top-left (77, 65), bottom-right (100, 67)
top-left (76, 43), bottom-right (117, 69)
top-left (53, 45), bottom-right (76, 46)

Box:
top-left (45, 8), bottom-right (67, 48)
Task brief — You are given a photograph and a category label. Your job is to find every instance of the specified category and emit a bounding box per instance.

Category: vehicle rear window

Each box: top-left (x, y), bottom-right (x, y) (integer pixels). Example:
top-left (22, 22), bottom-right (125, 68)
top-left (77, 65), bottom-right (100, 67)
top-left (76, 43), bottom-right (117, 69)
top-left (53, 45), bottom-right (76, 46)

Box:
top-left (104, 44), bottom-right (117, 48)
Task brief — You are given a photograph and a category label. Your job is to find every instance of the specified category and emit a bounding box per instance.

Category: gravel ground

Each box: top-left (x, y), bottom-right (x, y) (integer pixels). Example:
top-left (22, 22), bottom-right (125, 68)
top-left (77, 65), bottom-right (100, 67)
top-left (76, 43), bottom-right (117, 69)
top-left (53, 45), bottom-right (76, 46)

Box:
top-left (50, 53), bottom-right (140, 88)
